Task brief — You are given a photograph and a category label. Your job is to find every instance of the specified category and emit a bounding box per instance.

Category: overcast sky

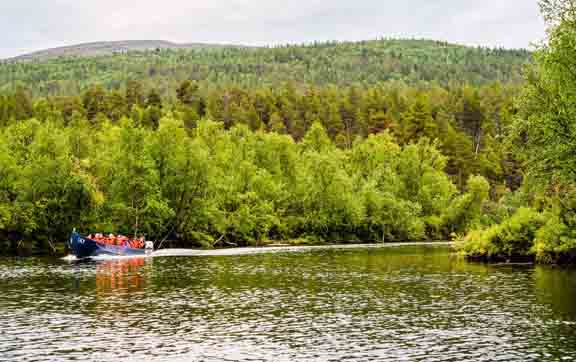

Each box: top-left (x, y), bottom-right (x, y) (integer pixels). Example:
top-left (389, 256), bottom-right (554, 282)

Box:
top-left (1, 0), bottom-right (546, 59)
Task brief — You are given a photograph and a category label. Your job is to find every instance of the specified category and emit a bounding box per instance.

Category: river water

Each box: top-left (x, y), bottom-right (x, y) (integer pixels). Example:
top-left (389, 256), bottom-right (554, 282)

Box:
top-left (1, 243), bottom-right (575, 361)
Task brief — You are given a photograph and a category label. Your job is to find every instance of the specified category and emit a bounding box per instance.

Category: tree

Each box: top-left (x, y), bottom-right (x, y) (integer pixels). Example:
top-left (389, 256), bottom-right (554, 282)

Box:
top-left (12, 87), bottom-right (33, 120)
top-left (442, 175), bottom-right (490, 234)
top-left (401, 96), bottom-right (438, 142)
top-left (83, 85), bottom-right (107, 120)
top-left (511, 0), bottom-right (576, 187)
top-left (0, 140), bottom-right (17, 232)
top-left (94, 125), bottom-right (173, 237)
top-left (301, 122), bottom-right (334, 153)
top-left (106, 90), bottom-right (127, 121)
top-left (126, 80), bottom-right (145, 108)
top-left (176, 80), bottom-right (199, 106)
top-left (456, 1), bottom-right (576, 262)
top-left (269, 111), bottom-right (286, 134)
top-left (143, 106), bottom-right (162, 130)
top-left (146, 89), bottom-right (162, 109)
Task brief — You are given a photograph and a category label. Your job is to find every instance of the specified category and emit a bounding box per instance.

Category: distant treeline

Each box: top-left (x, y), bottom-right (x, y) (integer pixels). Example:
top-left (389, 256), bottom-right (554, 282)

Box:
top-left (0, 39), bottom-right (531, 96)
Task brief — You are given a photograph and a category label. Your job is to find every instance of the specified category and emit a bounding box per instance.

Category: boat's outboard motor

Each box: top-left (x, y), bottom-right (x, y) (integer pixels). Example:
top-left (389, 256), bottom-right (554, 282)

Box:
top-left (145, 241), bottom-right (154, 255)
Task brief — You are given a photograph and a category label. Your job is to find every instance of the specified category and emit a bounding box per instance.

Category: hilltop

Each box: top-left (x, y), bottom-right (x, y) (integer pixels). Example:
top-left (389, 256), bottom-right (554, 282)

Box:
top-left (0, 38), bottom-right (531, 96)
top-left (8, 40), bottom-right (248, 62)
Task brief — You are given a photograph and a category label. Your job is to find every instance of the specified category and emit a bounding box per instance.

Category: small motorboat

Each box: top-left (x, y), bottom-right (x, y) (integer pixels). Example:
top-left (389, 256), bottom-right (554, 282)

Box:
top-left (69, 230), bottom-right (153, 258)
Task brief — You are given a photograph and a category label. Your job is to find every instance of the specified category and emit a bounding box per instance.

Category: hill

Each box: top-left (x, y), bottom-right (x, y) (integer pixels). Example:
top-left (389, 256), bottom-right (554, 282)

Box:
top-left (0, 39), bottom-right (531, 96)
top-left (7, 40), bottom-right (247, 62)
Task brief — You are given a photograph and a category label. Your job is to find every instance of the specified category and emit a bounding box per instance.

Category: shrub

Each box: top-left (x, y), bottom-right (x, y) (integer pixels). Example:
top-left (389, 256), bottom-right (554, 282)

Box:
top-left (533, 217), bottom-right (576, 263)
top-left (455, 208), bottom-right (548, 258)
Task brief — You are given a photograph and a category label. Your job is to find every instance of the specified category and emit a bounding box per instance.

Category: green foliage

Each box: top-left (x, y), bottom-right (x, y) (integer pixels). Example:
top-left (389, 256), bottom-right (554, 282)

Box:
top-left (0, 120), bottom-right (100, 244)
top-left (0, 110), bottom-right (490, 253)
top-left (455, 208), bottom-right (548, 258)
top-left (508, 0), bottom-right (576, 198)
top-left (533, 217), bottom-right (576, 260)
top-left (455, 1), bottom-right (576, 263)
top-left (0, 39), bottom-right (530, 97)
top-left (455, 2), bottom-right (576, 264)
top-left (442, 175), bottom-right (490, 234)
top-left (0, 80), bottom-right (521, 188)
top-left (301, 121), bottom-right (334, 153)
top-left (360, 183), bottom-right (425, 241)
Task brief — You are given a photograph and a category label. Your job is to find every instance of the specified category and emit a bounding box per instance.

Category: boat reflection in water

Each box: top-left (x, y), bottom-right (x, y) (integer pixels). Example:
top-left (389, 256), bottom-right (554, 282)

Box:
top-left (95, 257), bottom-right (152, 296)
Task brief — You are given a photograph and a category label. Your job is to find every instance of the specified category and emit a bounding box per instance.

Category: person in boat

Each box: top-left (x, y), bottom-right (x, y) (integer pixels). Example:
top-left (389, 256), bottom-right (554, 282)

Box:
top-left (87, 232), bottom-right (144, 248)
top-left (118, 235), bottom-right (129, 247)
top-left (95, 233), bottom-right (109, 245)
top-left (128, 236), bottom-right (145, 249)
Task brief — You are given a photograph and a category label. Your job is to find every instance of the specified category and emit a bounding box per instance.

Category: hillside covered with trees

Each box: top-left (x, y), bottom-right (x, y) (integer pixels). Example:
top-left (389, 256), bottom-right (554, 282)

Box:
top-left (0, 39), bottom-right (530, 96)
top-left (8, 40), bottom-right (246, 62)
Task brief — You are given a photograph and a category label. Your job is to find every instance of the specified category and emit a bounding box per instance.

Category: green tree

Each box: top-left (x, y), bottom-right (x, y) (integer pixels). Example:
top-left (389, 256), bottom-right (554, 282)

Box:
top-left (82, 85), bottom-right (108, 120)
top-left (146, 89), bottom-right (162, 109)
top-left (443, 175), bottom-right (490, 234)
top-left (176, 80), bottom-right (199, 106)
top-left (126, 80), bottom-right (145, 109)
top-left (512, 0), bottom-right (576, 187)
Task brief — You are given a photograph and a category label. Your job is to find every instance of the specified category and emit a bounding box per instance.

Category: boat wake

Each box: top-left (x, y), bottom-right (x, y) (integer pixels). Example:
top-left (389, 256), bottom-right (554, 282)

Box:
top-left (61, 254), bottom-right (79, 262)
top-left (150, 242), bottom-right (452, 257)
top-left (61, 242), bottom-right (452, 261)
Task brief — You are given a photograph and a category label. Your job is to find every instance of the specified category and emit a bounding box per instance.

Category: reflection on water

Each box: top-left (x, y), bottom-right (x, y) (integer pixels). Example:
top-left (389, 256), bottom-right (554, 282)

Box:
top-left (0, 244), bottom-right (576, 361)
top-left (534, 266), bottom-right (576, 321)
top-left (95, 257), bottom-right (149, 296)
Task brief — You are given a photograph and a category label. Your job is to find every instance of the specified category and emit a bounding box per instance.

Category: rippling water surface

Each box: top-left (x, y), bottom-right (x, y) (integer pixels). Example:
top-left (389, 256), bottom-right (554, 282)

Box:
top-left (1, 243), bottom-right (576, 361)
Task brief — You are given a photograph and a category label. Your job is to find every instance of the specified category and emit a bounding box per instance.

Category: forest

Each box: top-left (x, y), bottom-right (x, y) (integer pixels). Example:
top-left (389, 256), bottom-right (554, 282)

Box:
top-left (0, 38), bottom-right (530, 96)
top-left (1, 0), bottom-right (576, 263)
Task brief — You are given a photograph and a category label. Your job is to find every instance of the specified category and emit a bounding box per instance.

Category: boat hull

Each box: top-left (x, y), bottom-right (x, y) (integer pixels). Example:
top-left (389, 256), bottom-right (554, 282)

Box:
top-left (69, 232), bottom-right (146, 258)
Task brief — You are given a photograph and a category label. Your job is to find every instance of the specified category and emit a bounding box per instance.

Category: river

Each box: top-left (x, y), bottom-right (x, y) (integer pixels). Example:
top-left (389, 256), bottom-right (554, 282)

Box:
top-left (1, 243), bottom-right (575, 361)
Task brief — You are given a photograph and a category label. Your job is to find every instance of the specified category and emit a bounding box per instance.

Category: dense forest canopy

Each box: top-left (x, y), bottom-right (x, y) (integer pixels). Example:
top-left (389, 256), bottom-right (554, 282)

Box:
top-left (0, 39), bottom-right (531, 97)
top-left (0, 81), bottom-right (521, 191)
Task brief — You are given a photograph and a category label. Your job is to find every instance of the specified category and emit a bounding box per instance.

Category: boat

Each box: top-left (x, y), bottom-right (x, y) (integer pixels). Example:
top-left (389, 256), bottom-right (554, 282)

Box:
top-left (69, 230), bottom-right (152, 258)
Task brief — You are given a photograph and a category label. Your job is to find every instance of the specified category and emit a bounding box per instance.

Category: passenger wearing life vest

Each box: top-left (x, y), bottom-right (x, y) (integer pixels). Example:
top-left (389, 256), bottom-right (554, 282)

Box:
top-left (90, 232), bottom-right (146, 248)
top-left (118, 235), bottom-right (128, 247)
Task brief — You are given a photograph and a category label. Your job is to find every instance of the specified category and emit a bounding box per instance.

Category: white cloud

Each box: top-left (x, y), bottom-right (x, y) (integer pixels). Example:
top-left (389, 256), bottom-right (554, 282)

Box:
top-left (0, 0), bottom-right (545, 58)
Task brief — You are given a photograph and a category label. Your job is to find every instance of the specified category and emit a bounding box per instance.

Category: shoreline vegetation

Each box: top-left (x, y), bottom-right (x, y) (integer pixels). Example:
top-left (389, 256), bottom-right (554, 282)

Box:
top-left (2, 1), bottom-right (576, 263)
top-left (0, 114), bottom-right (492, 257)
